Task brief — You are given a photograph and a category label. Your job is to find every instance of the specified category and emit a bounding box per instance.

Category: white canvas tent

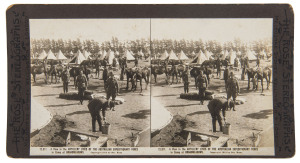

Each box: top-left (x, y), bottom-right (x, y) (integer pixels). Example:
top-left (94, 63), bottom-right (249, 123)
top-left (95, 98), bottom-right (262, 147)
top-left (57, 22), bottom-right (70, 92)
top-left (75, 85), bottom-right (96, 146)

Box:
top-left (229, 50), bottom-right (237, 64)
top-left (46, 50), bottom-right (57, 60)
top-left (159, 50), bottom-right (169, 60)
top-left (191, 50), bottom-right (207, 64)
top-left (139, 50), bottom-right (144, 57)
top-left (125, 50), bottom-right (135, 60)
top-left (107, 50), bottom-right (115, 64)
top-left (37, 50), bottom-right (48, 60)
top-left (260, 50), bottom-right (267, 59)
top-left (69, 50), bottom-right (86, 64)
top-left (168, 50), bottom-right (179, 60)
top-left (245, 50), bottom-right (257, 60)
top-left (56, 50), bottom-right (67, 60)
top-left (83, 50), bottom-right (91, 59)
top-left (178, 50), bottom-right (189, 60)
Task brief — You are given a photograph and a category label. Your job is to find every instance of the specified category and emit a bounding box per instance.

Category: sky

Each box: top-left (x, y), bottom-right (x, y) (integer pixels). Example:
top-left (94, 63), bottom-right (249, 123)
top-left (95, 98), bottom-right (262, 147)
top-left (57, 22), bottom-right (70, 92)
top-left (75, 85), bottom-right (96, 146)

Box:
top-left (30, 18), bottom-right (272, 43)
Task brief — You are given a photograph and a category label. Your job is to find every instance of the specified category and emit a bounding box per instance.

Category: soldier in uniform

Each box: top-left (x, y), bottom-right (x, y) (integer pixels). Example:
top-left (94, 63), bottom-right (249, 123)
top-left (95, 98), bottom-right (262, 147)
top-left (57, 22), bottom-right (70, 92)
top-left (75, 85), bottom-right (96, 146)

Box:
top-left (134, 57), bottom-right (138, 67)
top-left (216, 57), bottom-right (221, 78)
top-left (234, 57), bottom-right (239, 67)
top-left (226, 72), bottom-right (240, 111)
top-left (61, 66), bottom-right (70, 93)
top-left (256, 57), bottom-right (260, 67)
top-left (182, 66), bottom-right (190, 93)
top-left (95, 58), bottom-right (101, 78)
top-left (196, 71), bottom-right (208, 105)
top-left (105, 72), bottom-right (119, 111)
top-left (207, 98), bottom-right (230, 132)
top-left (87, 96), bottom-right (114, 132)
top-left (76, 70), bottom-right (88, 105)
top-left (241, 57), bottom-right (249, 80)
top-left (103, 66), bottom-right (108, 86)
top-left (223, 66), bottom-right (229, 91)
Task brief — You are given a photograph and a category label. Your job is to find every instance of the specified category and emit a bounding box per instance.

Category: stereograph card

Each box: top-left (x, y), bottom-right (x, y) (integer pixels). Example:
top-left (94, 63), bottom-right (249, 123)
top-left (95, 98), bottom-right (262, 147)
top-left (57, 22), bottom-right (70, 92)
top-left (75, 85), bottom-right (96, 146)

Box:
top-left (6, 4), bottom-right (294, 158)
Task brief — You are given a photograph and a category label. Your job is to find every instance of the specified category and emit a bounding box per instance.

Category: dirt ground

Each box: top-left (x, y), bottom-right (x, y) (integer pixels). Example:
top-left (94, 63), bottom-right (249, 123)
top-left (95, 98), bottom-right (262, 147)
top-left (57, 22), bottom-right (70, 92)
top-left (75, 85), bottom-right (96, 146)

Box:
top-left (31, 61), bottom-right (151, 147)
top-left (150, 61), bottom-right (274, 147)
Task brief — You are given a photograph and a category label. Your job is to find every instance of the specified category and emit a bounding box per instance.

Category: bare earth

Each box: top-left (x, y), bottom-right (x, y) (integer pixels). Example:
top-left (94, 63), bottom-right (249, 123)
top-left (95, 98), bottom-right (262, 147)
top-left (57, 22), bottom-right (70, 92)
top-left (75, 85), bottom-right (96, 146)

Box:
top-left (151, 61), bottom-right (274, 147)
top-left (31, 61), bottom-right (150, 147)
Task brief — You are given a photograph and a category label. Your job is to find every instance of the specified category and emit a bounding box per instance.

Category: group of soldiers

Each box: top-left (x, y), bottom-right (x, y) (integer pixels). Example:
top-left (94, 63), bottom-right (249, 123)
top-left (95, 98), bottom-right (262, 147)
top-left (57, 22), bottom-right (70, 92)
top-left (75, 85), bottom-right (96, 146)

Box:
top-left (180, 56), bottom-right (241, 133)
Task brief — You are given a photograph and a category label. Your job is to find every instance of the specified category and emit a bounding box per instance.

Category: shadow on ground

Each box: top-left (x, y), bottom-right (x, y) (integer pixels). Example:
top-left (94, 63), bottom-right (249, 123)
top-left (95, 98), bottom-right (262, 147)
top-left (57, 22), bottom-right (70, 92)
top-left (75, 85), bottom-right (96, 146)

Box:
top-left (166, 103), bottom-right (200, 108)
top-left (66, 110), bottom-right (90, 116)
top-left (187, 111), bottom-right (210, 116)
top-left (122, 110), bottom-right (150, 119)
top-left (243, 109), bottom-right (273, 119)
top-left (45, 103), bottom-right (79, 107)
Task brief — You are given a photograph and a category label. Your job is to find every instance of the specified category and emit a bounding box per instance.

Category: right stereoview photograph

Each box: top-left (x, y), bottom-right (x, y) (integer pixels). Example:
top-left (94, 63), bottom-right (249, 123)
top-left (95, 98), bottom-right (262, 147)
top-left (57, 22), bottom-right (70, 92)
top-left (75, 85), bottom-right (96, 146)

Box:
top-left (150, 18), bottom-right (274, 155)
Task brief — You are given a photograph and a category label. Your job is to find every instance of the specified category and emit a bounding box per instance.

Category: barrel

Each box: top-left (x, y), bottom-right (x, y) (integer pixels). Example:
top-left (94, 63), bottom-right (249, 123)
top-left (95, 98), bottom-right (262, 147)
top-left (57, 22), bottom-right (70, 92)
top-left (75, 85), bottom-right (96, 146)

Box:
top-left (222, 123), bottom-right (231, 135)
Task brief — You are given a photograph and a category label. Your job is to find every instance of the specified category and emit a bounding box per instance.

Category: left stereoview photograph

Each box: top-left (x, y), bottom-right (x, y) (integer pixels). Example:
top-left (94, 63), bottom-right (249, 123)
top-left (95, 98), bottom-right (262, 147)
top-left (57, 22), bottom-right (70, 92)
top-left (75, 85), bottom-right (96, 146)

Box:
top-left (29, 19), bottom-right (151, 153)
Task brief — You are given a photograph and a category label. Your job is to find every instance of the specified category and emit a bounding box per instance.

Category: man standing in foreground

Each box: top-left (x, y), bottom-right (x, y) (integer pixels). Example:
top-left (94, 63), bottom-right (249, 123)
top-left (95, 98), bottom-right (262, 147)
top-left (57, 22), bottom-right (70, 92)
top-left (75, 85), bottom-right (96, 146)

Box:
top-left (207, 98), bottom-right (229, 132)
top-left (182, 65), bottom-right (190, 93)
top-left (61, 66), bottom-right (70, 93)
top-left (226, 72), bottom-right (240, 111)
top-left (87, 96), bottom-right (114, 132)
top-left (76, 70), bottom-right (88, 105)
top-left (105, 72), bottom-right (119, 111)
top-left (196, 71), bottom-right (208, 105)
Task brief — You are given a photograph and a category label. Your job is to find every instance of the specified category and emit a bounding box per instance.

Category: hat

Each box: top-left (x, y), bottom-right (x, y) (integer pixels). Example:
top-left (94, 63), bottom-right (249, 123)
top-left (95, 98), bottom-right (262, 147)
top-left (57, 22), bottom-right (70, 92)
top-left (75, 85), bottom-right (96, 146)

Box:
top-left (108, 71), bottom-right (114, 76)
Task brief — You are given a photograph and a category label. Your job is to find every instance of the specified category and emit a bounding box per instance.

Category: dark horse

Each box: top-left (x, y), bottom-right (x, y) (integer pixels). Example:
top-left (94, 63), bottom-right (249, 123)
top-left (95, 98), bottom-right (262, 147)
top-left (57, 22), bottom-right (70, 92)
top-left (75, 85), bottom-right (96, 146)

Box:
top-left (245, 68), bottom-right (257, 90)
top-left (125, 67), bottom-right (150, 93)
top-left (69, 66), bottom-right (91, 88)
top-left (150, 64), bottom-right (165, 83)
top-left (31, 64), bottom-right (49, 83)
top-left (255, 67), bottom-right (272, 93)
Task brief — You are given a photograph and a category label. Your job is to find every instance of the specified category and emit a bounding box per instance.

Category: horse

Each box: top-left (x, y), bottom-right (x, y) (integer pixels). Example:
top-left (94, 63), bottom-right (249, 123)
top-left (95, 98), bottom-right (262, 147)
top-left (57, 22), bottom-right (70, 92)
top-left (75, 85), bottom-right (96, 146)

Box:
top-left (150, 64), bottom-right (165, 83)
top-left (245, 67), bottom-right (258, 90)
top-left (255, 67), bottom-right (272, 93)
top-left (125, 67), bottom-right (136, 91)
top-left (134, 67), bottom-right (150, 92)
top-left (48, 64), bottom-right (64, 84)
top-left (69, 66), bottom-right (91, 88)
top-left (31, 64), bottom-right (49, 83)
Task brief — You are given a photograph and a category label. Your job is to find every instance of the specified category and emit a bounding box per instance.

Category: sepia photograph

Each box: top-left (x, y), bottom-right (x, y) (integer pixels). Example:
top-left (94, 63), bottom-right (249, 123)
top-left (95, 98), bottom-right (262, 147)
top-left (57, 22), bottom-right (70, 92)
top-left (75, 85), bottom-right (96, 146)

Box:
top-left (150, 19), bottom-right (274, 154)
top-left (29, 19), bottom-right (151, 150)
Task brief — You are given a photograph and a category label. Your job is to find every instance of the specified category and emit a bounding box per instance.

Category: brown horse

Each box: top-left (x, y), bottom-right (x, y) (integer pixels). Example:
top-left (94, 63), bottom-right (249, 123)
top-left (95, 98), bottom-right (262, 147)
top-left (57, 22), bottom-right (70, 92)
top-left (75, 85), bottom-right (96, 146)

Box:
top-left (255, 67), bottom-right (272, 93)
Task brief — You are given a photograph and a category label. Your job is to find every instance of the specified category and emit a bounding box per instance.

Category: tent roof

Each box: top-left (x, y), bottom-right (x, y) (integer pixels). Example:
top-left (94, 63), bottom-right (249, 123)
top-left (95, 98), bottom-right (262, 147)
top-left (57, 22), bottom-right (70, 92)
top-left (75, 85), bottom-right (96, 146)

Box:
top-left (37, 50), bottom-right (48, 60)
top-left (191, 50), bottom-right (207, 64)
top-left (46, 50), bottom-right (57, 60)
top-left (159, 50), bottom-right (169, 60)
top-left (229, 51), bottom-right (237, 64)
top-left (69, 50), bottom-right (86, 64)
top-left (168, 50), bottom-right (179, 60)
top-left (107, 50), bottom-right (115, 64)
top-left (56, 50), bottom-right (67, 60)
top-left (178, 50), bottom-right (189, 60)
top-left (83, 50), bottom-right (91, 59)
top-left (125, 50), bottom-right (135, 60)
top-left (246, 50), bottom-right (257, 60)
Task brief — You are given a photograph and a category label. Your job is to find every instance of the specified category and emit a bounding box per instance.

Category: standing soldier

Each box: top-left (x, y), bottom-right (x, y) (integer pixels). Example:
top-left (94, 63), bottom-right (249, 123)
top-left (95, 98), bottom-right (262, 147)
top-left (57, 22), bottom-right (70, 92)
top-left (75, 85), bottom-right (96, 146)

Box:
top-left (95, 58), bottom-right (101, 79)
top-left (256, 57), bottom-right (260, 67)
top-left (103, 66), bottom-right (108, 87)
top-left (105, 72), bottom-right (119, 111)
top-left (196, 71), bottom-right (208, 105)
top-left (182, 65), bottom-right (190, 93)
top-left (241, 57), bottom-right (249, 80)
top-left (216, 57), bottom-right (221, 78)
top-left (223, 66), bottom-right (229, 92)
top-left (226, 72), bottom-right (240, 111)
top-left (61, 66), bottom-right (70, 93)
top-left (43, 60), bottom-right (48, 84)
top-left (134, 57), bottom-right (138, 67)
top-left (76, 70), bottom-right (88, 105)
top-left (87, 96), bottom-right (114, 132)
top-left (234, 57), bottom-right (239, 68)
top-left (207, 98), bottom-right (229, 132)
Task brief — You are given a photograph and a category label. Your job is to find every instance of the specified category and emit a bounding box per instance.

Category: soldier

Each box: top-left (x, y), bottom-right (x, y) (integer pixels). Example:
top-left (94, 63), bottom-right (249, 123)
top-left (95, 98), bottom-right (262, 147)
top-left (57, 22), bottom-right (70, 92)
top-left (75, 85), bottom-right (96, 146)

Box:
top-left (182, 66), bottom-right (190, 93)
top-left (216, 57), bottom-right (221, 78)
top-left (95, 58), bottom-right (101, 78)
top-left (226, 72), bottom-right (240, 111)
top-left (196, 71), bottom-right (208, 105)
top-left (223, 66), bottom-right (229, 91)
top-left (207, 98), bottom-right (230, 132)
top-left (103, 66), bottom-right (108, 86)
top-left (234, 57), bottom-right (239, 67)
top-left (76, 70), bottom-right (88, 105)
top-left (43, 60), bottom-right (48, 84)
top-left (120, 57), bottom-right (127, 81)
top-left (61, 66), bottom-right (70, 93)
top-left (134, 57), bottom-right (138, 67)
top-left (241, 57), bottom-right (249, 80)
top-left (87, 96), bottom-right (114, 132)
top-left (256, 57), bottom-right (260, 67)
top-left (105, 72), bottom-right (119, 111)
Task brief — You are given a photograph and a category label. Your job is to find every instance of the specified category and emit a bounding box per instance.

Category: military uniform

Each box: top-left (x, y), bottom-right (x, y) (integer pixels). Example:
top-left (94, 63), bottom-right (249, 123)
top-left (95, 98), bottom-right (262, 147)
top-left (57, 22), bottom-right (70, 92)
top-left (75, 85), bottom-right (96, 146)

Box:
top-left (103, 68), bottom-right (108, 85)
top-left (105, 76), bottom-right (119, 101)
top-left (207, 98), bottom-right (227, 132)
top-left (256, 58), bottom-right (260, 67)
top-left (241, 58), bottom-right (249, 80)
top-left (76, 74), bottom-right (87, 105)
top-left (95, 60), bottom-right (101, 78)
top-left (223, 67), bottom-right (229, 89)
top-left (61, 69), bottom-right (70, 93)
top-left (216, 58), bottom-right (221, 77)
top-left (226, 75), bottom-right (239, 111)
top-left (182, 70), bottom-right (190, 93)
top-left (87, 98), bottom-right (108, 132)
top-left (196, 74), bottom-right (208, 105)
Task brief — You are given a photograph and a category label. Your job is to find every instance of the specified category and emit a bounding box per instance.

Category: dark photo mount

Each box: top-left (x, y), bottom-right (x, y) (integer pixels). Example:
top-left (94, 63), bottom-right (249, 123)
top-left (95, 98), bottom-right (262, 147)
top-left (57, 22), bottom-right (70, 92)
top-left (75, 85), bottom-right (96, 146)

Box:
top-left (6, 4), bottom-right (294, 158)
